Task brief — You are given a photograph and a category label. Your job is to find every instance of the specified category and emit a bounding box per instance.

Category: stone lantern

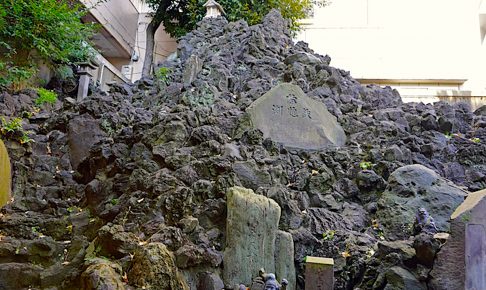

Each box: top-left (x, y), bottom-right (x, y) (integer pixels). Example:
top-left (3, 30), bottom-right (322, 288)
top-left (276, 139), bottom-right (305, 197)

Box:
top-left (203, 0), bottom-right (224, 18)
top-left (76, 61), bottom-right (97, 102)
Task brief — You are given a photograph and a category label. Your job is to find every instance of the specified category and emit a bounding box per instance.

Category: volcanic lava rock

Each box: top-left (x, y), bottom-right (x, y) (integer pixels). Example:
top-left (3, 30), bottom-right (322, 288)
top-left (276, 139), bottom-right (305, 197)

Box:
top-left (0, 8), bottom-right (485, 290)
top-left (376, 164), bottom-right (467, 239)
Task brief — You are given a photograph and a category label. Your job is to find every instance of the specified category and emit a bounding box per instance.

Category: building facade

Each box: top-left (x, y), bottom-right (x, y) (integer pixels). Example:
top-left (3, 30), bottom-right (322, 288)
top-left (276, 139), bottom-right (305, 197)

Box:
top-left (79, 0), bottom-right (177, 90)
top-left (298, 0), bottom-right (486, 108)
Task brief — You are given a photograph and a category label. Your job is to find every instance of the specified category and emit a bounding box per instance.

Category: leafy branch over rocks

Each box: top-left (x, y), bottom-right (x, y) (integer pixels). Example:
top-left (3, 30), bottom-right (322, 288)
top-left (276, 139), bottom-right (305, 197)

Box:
top-left (0, 0), bottom-right (95, 90)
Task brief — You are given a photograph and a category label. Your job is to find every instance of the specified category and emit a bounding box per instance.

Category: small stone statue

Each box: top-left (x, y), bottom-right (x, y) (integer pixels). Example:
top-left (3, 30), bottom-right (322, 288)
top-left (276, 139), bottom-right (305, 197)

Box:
top-left (263, 273), bottom-right (279, 290)
top-left (248, 268), bottom-right (288, 290)
top-left (413, 207), bottom-right (438, 235)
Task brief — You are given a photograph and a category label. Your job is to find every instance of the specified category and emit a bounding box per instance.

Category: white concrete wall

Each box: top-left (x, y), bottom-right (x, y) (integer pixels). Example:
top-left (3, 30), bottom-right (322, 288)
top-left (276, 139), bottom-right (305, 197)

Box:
top-left (81, 0), bottom-right (177, 83)
top-left (298, 0), bottom-right (486, 98)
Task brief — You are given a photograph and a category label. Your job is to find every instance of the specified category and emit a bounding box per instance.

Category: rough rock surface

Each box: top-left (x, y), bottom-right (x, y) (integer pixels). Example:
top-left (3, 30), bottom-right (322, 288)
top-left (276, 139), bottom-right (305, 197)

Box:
top-left (376, 164), bottom-right (467, 239)
top-left (430, 189), bottom-right (486, 290)
top-left (0, 9), bottom-right (485, 290)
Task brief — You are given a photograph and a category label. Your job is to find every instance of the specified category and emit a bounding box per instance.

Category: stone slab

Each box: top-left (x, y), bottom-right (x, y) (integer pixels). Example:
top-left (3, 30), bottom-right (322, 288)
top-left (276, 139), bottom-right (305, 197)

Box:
top-left (305, 258), bottom-right (333, 290)
top-left (305, 256), bottom-right (334, 265)
top-left (466, 224), bottom-right (486, 289)
top-left (275, 231), bottom-right (296, 290)
top-left (0, 139), bottom-right (11, 207)
top-left (246, 83), bottom-right (346, 150)
top-left (223, 186), bottom-right (281, 287)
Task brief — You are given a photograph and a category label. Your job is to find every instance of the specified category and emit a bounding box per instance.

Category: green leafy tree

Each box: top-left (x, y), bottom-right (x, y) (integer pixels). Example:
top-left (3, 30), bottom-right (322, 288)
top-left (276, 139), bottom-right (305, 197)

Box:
top-left (141, 0), bottom-right (327, 76)
top-left (0, 0), bottom-right (95, 90)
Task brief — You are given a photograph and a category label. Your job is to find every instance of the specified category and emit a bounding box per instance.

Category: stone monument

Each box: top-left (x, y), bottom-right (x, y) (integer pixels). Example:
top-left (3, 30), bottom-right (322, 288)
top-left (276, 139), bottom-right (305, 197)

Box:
top-left (0, 139), bottom-right (11, 207)
top-left (305, 256), bottom-right (334, 290)
top-left (430, 189), bottom-right (486, 289)
top-left (223, 187), bottom-right (295, 289)
top-left (246, 83), bottom-right (346, 150)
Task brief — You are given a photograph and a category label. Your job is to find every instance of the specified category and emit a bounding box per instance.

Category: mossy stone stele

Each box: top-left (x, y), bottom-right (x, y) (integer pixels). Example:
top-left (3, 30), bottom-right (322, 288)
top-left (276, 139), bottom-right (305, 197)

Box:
top-left (0, 139), bottom-right (11, 207)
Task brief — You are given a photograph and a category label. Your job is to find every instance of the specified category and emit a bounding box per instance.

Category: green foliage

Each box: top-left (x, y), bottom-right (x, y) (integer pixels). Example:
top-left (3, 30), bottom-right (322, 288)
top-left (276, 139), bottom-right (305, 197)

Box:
top-left (145, 0), bottom-right (328, 38)
top-left (35, 88), bottom-right (58, 106)
top-left (359, 161), bottom-right (373, 170)
top-left (470, 137), bottom-right (480, 143)
top-left (0, 117), bottom-right (33, 144)
top-left (155, 67), bottom-right (172, 88)
top-left (322, 230), bottom-right (335, 241)
top-left (0, 0), bottom-right (95, 89)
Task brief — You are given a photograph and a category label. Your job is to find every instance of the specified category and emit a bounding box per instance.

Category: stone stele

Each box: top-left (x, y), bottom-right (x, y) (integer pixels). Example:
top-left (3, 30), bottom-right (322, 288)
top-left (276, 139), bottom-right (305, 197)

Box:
top-left (246, 83), bottom-right (346, 150)
top-left (0, 139), bottom-right (11, 207)
top-left (223, 186), bottom-right (281, 287)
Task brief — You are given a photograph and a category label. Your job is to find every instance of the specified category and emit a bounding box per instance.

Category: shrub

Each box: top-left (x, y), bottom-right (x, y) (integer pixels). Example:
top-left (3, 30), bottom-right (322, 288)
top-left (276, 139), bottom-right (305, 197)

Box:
top-left (35, 88), bottom-right (58, 106)
top-left (0, 117), bottom-right (33, 144)
top-left (0, 0), bottom-right (95, 90)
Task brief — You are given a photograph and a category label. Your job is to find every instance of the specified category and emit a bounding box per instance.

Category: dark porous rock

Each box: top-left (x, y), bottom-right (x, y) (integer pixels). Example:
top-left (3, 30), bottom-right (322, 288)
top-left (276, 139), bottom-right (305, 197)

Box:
top-left (474, 104), bottom-right (486, 116)
top-left (2, 8), bottom-right (486, 290)
top-left (384, 266), bottom-right (426, 290)
top-left (413, 233), bottom-right (440, 268)
top-left (430, 189), bottom-right (486, 290)
top-left (377, 240), bottom-right (415, 267)
top-left (0, 263), bottom-right (42, 289)
top-left (376, 164), bottom-right (467, 239)
top-left (198, 272), bottom-right (224, 290)
top-left (232, 160), bottom-right (271, 190)
top-left (356, 169), bottom-right (386, 192)
top-left (80, 258), bottom-right (124, 290)
top-left (68, 114), bottom-right (107, 171)
top-left (284, 52), bottom-right (324, 65)
top-left (128, 243), bottom-right (189, 290)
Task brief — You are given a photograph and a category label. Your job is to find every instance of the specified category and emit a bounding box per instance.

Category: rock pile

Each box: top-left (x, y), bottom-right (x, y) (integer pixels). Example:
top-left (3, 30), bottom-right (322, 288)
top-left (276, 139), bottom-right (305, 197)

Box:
top-left (0, 10), bottom-right (485, 290)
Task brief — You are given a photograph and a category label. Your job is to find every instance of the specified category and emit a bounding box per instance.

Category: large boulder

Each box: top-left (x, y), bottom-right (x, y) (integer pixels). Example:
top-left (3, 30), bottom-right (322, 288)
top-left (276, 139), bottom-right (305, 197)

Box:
top-left (384, 266), bottom-right (425, 290)
top-left (246, 83), bottom-right (346, 150)
top-left (223, 186), bottom-right (281, 287)
top-left (68, 114), bottom-right (107, 170)
top-left (80, 258), bottom-right (124, 290)
top-left (376, 164), bottom-right (467, 239)
top-left (128, 243), bottom-right (188, 290)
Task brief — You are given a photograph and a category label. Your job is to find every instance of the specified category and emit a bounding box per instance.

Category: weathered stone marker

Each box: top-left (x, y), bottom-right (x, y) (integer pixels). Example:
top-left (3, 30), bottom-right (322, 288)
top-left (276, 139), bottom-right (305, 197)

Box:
top-left (223, 187), bottom-right (295, 289)
top-left (224, 186), bottom-right (281, 286)
top-left (246, 83), bottom-right (346, 150)
top-left (305, 256), bottom-right (334, 290)
top-left (0, 139), bottom-right (11, 207)
top-left (430, 189), bottom-right (486, 289)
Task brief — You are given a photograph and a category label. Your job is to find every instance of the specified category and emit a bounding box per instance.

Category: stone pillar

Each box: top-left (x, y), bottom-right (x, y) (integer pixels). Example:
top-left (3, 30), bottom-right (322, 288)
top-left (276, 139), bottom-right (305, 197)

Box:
top-left (77, 62), bottom-right (97, 102)
top-left (0, 139), bottom-right (11, 207)
top-left (305, 257), bottom-right (334, 290)
top-left (275, 231), bottom-right (296, 290)
top-left (223, 186), bottom-right (281, 287)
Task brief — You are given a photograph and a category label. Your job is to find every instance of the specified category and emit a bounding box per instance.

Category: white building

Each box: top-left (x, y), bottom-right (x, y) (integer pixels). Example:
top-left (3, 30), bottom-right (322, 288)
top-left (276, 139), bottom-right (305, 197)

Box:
top-left (79, 0), bottom-right (177, 90)
top-left (298, 0), bottom-right (486, 108)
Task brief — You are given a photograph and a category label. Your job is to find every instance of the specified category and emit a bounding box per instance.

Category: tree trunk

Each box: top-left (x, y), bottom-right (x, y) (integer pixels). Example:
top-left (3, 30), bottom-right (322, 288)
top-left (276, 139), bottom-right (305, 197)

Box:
top-left (142, 20), bottom-right (158, 77)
